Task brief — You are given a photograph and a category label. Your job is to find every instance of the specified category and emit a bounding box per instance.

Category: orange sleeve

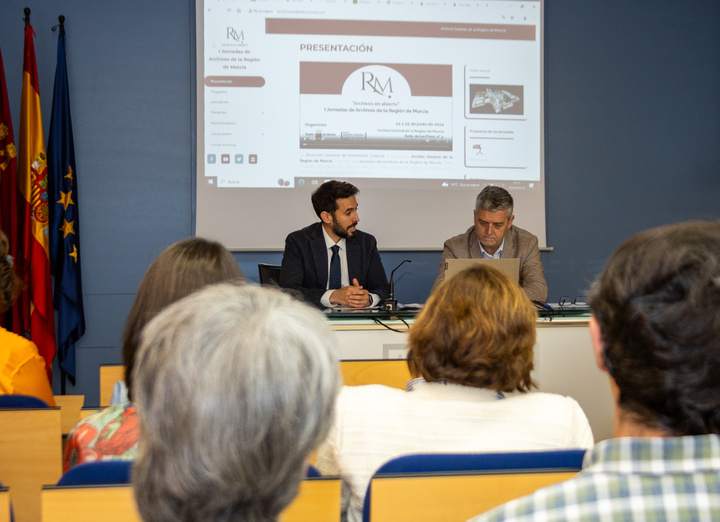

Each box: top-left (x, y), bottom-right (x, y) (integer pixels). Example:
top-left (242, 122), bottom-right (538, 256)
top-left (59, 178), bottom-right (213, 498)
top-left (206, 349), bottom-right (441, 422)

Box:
top-left (12, 353), bottom-right (56, 407)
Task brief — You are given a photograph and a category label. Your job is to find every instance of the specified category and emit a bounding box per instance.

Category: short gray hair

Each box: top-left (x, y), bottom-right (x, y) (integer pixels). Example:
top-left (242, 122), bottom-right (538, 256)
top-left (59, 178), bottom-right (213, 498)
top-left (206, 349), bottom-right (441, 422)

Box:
top-left (132, 283), bottom-right (341, 522)
top-left (475, 186), bottom-right (514, 216)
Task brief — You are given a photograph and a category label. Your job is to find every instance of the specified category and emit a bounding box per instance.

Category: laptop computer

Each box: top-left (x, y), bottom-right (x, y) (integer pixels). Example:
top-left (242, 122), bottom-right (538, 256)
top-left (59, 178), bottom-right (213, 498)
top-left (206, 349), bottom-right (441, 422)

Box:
top-left (444, 258), bottom-right (521, 285)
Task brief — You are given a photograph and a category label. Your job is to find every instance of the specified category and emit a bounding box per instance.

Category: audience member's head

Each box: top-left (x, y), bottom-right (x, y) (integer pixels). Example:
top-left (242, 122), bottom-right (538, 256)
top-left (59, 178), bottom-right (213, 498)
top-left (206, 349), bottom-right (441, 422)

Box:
top-left (132, 284), bottom-right (340, 522)
top-left (588, 220), bottom-right (720, 436)
top-left (408, 264), bottom-right (536, 392)
top-left (0, 230), bottom-right (23, 313)
top-left (122, 237), bottom-right (244, 399)
top-left (311, 180), bottom-right (359, 218)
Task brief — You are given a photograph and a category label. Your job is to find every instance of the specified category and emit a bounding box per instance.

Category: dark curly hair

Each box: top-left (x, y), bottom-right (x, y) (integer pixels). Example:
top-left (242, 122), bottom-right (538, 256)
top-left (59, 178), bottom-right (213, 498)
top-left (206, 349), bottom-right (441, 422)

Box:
top-left (407, 264), bottom-right (536, 393)
top-left (588, 220), bottom-right (720, 436)
top-left (0, 230), bottom-right (23, 313)
top-left (311, 180), bottom-right (359, 218)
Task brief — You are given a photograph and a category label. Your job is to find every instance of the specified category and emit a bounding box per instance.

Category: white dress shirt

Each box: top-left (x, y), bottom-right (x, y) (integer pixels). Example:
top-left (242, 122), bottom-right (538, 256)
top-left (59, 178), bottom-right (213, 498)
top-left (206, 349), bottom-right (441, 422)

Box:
top-left (320, 227), bottom-right (379, 308)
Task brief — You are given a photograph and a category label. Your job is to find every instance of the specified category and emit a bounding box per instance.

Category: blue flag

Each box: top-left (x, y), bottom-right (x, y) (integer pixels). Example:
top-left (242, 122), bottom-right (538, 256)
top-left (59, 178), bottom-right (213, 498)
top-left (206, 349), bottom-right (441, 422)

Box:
top-left (48, 22), bottom-right (85, 384)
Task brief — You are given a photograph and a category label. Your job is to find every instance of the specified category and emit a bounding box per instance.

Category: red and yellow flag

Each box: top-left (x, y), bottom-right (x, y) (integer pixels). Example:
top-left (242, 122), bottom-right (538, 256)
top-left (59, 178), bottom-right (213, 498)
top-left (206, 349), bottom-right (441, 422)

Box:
top-left (18, 23), bottom-right (56, 373)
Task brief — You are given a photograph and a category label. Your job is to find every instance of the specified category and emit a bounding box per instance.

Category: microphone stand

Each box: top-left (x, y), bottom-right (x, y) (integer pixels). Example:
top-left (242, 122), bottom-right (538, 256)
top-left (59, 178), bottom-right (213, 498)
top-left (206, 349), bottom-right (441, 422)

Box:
top-left (381, 259), bottom-right (411, 311)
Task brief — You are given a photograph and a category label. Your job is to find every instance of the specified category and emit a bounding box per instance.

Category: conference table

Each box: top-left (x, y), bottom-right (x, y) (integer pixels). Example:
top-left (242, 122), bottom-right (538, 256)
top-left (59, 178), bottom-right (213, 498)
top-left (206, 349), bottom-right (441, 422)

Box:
top-left (327, 309), bottom-right (614, 442)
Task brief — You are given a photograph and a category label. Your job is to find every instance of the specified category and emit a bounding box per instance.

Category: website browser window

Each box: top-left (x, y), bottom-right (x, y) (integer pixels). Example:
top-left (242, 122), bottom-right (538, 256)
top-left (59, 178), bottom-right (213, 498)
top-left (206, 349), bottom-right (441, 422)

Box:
top-left (196, 0), bottom-right (545, 249)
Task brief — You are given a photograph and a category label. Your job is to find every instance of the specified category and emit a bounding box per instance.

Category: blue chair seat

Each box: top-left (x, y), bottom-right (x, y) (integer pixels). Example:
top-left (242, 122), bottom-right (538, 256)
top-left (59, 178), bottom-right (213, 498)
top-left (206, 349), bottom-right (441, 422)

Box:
top-left (0, 394), bottom-right (49, 408)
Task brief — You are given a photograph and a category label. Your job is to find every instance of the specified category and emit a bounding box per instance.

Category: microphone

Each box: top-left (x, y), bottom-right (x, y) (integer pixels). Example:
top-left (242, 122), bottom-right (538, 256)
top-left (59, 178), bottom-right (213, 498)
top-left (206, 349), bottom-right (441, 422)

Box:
top-left (381, 259), bottom-right (412, 311)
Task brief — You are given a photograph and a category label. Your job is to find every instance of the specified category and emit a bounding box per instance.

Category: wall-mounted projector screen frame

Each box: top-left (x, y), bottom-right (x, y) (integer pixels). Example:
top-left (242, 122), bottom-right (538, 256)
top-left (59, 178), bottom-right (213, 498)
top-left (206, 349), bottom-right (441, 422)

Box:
top-left (195, 0), bottom-right (545, 250)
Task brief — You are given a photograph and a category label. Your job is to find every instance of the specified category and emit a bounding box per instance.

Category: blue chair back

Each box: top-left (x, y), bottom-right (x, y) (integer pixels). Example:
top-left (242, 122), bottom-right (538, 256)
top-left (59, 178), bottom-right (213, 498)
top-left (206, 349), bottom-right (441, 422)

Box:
top-left (306, 463), bottom-right (322, 478)
top-left (0, 394), bottom-right (49, 408)
top-left (57, 461), bottom-right (134, 486)
top-left (362, 449), bottom-right (586, 522)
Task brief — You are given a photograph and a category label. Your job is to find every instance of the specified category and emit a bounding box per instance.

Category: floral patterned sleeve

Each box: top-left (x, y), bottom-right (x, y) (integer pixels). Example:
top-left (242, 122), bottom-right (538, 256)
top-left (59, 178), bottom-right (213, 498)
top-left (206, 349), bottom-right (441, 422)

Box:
top-left (63, 402), bottom-right (139, 473)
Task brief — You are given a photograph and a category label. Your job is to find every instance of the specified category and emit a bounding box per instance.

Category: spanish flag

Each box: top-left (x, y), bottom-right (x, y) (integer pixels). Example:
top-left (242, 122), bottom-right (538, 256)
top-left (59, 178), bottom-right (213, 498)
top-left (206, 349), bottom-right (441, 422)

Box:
top-left (18, 23), bottom-right (56, 374)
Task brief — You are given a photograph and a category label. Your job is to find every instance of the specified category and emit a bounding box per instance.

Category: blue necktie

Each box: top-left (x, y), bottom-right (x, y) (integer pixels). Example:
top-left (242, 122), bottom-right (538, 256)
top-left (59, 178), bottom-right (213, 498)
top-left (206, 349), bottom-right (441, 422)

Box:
top-left (329, 245), bottom-right (341, 290)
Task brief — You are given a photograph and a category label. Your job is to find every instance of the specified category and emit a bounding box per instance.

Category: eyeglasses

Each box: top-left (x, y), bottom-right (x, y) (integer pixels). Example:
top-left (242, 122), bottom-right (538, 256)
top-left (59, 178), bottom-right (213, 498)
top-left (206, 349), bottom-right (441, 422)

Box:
top-left (558, 296), bottom-right (587, 307)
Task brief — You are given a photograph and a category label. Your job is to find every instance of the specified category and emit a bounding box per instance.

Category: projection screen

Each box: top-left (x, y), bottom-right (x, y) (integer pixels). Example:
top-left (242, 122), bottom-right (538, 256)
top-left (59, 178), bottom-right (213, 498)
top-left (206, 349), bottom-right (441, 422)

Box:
top-left (195, 0), bottom-right (545, 250)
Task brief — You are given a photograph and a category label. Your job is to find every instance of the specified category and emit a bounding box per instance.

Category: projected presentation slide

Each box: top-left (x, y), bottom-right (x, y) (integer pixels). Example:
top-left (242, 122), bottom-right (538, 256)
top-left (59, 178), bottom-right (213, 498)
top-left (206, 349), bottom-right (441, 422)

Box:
top-left (299, 62), bottom-right (452, 151)
top-left (200, 0), bottom-right (542, 188)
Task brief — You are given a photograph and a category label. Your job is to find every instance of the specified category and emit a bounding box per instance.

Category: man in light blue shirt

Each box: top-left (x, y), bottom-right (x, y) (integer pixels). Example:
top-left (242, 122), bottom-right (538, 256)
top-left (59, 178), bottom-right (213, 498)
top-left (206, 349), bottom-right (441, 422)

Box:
top-left (432, 186), bottom-right (547, 300)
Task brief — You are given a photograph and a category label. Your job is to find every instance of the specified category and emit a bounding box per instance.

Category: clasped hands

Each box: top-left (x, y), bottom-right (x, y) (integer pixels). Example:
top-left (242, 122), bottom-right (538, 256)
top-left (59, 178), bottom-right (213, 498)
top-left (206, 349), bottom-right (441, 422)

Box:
top-left (330, 278), bottom-right (371, 308)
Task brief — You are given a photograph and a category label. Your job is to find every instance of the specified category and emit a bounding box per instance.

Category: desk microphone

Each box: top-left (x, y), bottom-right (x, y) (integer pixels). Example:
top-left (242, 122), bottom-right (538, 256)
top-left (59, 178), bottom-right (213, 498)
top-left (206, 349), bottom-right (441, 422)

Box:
top-left (381, 259), bottom-right (412, 311)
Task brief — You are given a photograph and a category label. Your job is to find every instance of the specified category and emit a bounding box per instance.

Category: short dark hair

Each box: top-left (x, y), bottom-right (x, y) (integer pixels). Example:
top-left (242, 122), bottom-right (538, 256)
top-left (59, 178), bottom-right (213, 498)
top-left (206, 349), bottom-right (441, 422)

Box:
top-left (475, 186), bottom-right (513, 216)
top-left (311, 180), bottom-right (359, 218)
top-left (588, 220), bottom-right (720, 436)
top-left (122, 237), bottom-right (244, 400)
top-left (407, 264), bottom-right (536, 392)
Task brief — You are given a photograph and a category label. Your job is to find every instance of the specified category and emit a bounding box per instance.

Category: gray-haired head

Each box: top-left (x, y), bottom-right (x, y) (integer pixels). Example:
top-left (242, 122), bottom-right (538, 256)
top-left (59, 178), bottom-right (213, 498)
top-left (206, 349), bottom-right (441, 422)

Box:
top-left (588, 220), bottom-right (720, 436)
top-left (475, 186), bottom-right (514, 216)
top-left (132, 283), bottom-right (341, 522)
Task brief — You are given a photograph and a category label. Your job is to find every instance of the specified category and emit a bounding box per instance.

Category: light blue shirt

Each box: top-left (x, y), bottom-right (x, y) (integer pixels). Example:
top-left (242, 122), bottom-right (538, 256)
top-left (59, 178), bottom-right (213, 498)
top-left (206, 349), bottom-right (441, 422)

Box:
top-left (479, 238), bottom-right (505, 259)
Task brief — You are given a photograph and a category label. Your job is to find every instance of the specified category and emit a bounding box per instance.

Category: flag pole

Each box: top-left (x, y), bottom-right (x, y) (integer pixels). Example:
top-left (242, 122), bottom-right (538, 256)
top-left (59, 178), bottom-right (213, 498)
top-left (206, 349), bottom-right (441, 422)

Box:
top-left (24, 7), bottom-right (30, 27)
top-left (53, 13), bottom-right (67, 397)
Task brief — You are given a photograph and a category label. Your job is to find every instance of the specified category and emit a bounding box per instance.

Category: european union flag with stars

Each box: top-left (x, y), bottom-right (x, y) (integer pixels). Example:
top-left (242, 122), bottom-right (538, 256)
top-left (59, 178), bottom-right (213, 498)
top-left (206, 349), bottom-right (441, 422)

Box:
top-left (48, 21), bottom-right (85, 385)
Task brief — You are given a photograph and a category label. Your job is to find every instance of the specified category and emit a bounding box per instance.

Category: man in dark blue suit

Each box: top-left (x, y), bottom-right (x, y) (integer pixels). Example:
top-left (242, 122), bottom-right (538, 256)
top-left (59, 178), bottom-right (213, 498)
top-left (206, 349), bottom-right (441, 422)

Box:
top-left (280, 181), bottom-right (390, 309)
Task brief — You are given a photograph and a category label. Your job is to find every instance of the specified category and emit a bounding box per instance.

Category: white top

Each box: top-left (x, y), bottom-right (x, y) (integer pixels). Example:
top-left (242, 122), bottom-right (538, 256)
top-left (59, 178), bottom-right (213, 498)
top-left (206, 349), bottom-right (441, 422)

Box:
top-left (316, 381), bottom-right (594, 522)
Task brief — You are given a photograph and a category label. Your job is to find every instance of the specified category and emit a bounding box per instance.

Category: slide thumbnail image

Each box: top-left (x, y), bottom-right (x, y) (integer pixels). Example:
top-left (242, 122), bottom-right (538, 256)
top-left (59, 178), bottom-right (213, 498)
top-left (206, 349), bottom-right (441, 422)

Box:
top-left (468, 84), bottom-right (524, 115)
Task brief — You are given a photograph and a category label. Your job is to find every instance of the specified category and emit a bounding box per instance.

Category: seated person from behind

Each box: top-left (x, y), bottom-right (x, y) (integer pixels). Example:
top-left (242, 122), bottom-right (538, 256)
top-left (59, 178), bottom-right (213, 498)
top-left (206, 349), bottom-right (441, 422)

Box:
top-left (63, 237), bottom-right (244, 471)
top-left (132, 284), bottom-right (340, 522)
top-left (279, 180), bottom-right (389, 309)
top-left (468, 221), bottom-right (720, 522)
top-left (317, 264), bottom-right (592, 522)
top-left (432, 185), bottom-right (547, 301)
top-left (0, 229), bottom-right (55, 406)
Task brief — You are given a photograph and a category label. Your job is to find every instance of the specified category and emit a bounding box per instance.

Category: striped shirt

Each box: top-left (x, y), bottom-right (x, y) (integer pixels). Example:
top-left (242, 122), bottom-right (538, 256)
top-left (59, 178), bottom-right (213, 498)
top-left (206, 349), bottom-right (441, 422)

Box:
top-left (468, 435), bottom-right (720, 522)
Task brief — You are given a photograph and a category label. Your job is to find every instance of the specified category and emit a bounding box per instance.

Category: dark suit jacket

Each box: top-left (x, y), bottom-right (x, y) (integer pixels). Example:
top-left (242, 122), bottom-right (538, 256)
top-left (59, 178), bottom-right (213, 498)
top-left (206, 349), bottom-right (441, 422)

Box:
top-left (279, 222), bottom-right (390, 308)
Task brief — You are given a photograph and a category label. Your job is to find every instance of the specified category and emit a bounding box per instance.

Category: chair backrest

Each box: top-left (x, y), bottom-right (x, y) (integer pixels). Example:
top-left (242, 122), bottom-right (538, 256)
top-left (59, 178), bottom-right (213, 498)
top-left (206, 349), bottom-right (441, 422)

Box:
top-left (281, 477), bottom-right (341, 522)
top-left (54, 394), bottom-right (85, 434)
top-left (0, 408), bottom-right (62, 522)
top-left (0, 394), bottom-right (49, 408)
top-left (363, 450), bottom-right (586, 522)
top-left (57, 461), bottom-right (133, 486)
top-left (41, 484), bottom-right (141, 522)
top-left (340, 360), bottom-right (411, 389)
top-left (0, 485), bottom-right (10, 522)
top-left (100, 360), bottom-right (413, 405)
top-left (41, 477), bottom-right (341, 522)
top-left (99, 365), bottom-right (125, 407)
top-left (258, 263), bottom-right (282, 285)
